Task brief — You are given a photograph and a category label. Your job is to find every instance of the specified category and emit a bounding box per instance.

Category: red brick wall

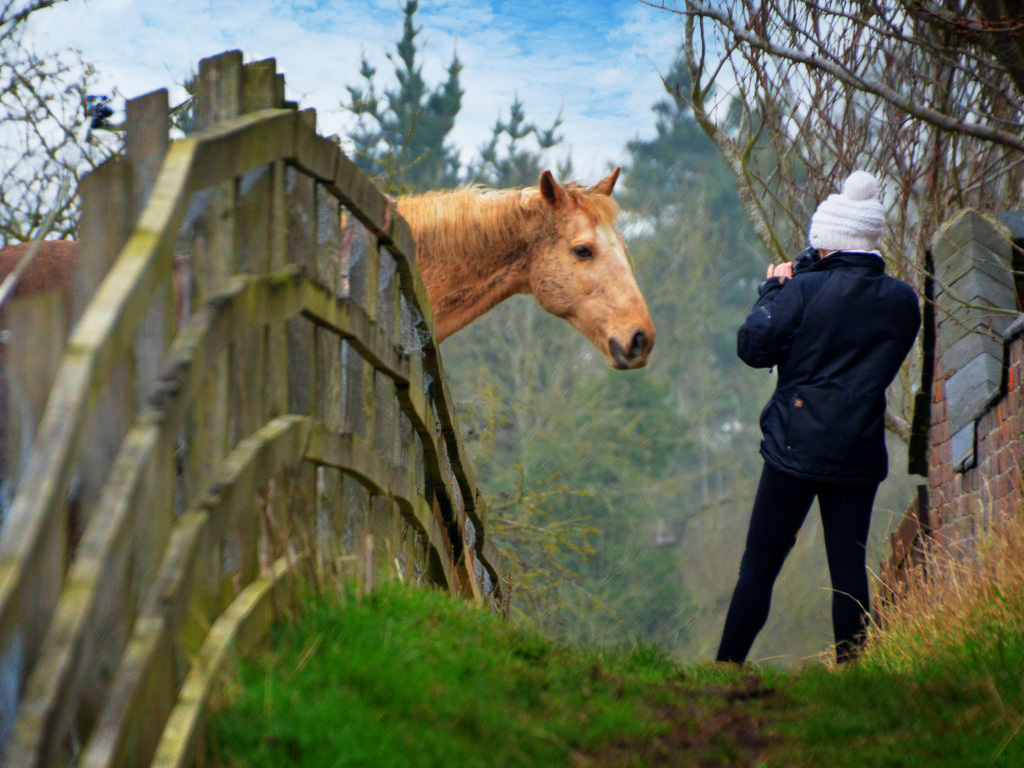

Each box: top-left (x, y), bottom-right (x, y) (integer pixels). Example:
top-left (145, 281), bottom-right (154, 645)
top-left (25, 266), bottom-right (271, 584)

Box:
top-left (923, 321), bottom-right (1023, 551)
top-left (883, 208), bottom-right (1022, 589)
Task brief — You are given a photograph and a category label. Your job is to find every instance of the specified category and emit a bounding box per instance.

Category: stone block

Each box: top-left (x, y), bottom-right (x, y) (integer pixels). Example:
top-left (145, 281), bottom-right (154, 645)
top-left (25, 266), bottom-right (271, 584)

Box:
top-left (996, 211), bottom-right (1024, 243)
top-left (952, 422), bottom-right (975, 471)
top-left (939, 300), bottom-right (1013, 350)
top-left (946, 352), bottom-right (1001, 432)
top-left (940, 332), bottom-right (1003, 377)
top-left (1003, 313), bottom-right (1024, 341)
top-left (947, 267), bottom-right (1017, 313)
top-left (934, 209), bottom-right (1015, 287)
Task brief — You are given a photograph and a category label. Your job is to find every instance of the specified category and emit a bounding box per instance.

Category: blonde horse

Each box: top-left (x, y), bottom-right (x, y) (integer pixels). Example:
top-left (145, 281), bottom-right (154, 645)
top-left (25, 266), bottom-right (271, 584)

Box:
top-left (0, 169), bottom-right (654, 369)
top-left (398, 168), bottom-right (654, 369)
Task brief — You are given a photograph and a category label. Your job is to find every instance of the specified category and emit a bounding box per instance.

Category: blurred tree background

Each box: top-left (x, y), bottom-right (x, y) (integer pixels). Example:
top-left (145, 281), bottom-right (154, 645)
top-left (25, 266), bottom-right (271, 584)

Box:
top-left (346, 2), bottom-right (918, 663)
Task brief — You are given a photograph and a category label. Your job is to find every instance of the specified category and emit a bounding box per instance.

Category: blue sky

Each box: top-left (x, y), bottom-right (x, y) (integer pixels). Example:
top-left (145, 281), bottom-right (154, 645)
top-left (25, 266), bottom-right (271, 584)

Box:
top-left (25, 0), bottom-right (686, 181)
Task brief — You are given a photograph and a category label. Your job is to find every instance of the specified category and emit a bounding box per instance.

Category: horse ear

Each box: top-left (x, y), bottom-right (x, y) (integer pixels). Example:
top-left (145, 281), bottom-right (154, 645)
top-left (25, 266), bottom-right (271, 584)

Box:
top-left (539, 170), bottom-right (569, 210)
top-left (591, 166), bottom-right (621, 196)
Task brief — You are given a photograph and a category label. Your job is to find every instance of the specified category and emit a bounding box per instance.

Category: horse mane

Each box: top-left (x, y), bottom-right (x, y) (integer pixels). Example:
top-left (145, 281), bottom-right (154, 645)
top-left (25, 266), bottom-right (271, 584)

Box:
top-left (396, 183), bottom-right (620, 263)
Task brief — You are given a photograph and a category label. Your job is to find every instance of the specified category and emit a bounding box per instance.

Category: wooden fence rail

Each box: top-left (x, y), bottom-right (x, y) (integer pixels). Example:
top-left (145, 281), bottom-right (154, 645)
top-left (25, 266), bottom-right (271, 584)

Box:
top-left (0, 50), bottom-right (501, 767)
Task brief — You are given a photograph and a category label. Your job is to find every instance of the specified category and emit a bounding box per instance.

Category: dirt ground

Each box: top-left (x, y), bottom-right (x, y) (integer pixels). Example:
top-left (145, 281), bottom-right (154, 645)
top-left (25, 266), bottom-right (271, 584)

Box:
top-left (573, 675), bottom-right (782, 768)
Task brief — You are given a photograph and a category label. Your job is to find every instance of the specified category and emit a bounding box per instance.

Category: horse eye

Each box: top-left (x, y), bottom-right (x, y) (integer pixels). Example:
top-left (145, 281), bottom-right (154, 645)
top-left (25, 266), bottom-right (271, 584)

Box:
top-left (573, 245), bottom-right (594, 260)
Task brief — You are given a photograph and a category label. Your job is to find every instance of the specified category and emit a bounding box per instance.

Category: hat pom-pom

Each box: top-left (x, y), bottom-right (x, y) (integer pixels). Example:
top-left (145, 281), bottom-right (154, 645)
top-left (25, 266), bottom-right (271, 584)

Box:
top-left (842, 170), bottom-right (880, 201)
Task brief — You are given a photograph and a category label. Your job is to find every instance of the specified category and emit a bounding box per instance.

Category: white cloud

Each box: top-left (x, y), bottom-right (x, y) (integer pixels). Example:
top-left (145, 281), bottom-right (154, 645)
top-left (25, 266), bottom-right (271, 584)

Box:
top-left (23, 0), bottom-right (685, 182)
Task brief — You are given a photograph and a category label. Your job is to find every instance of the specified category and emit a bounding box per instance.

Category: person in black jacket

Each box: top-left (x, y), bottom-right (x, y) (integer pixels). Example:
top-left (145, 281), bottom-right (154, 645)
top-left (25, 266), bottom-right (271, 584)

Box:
top-left (717, 171), bottom-right (921, 664)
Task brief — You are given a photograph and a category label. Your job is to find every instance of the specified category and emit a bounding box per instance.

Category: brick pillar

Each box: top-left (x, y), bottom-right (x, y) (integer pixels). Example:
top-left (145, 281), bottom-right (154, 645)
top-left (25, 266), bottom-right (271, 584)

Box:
top-left (933, 209), bottom-right (1017, 471)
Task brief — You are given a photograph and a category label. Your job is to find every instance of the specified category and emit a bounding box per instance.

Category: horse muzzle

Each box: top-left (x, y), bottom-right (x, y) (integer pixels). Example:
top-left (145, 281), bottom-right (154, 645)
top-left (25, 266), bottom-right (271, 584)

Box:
top-left (609, 329), bottom-right (652, 370)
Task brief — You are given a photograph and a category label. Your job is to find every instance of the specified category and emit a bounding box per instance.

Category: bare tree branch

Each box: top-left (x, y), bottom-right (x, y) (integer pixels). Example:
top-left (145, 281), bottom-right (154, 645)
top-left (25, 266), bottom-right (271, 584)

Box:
top-left (640, 0), bottom-right (1024, 152)
top-left (679, 15), bottom-right (789, 262)
top-left (642, 0), bottom-right (1024, 443)
top-left (0, 0), bottom-right (63, 33)
top-left (0, 4), bottom-right (118, 244)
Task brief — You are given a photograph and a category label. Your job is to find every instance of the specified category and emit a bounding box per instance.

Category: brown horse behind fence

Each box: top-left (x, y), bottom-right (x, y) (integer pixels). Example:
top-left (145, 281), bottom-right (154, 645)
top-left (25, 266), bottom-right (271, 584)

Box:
top-left (0, 240), bottom-right (77, 311)
top-left (0, 169), bottom-right (654, 369)
top-left (398, 168), bottom-right (654, 368)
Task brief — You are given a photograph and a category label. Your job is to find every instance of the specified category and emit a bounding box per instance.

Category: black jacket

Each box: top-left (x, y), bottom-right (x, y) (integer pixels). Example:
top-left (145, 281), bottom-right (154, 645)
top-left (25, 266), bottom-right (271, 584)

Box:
top-left (738, 251), bottom-right (921, 483)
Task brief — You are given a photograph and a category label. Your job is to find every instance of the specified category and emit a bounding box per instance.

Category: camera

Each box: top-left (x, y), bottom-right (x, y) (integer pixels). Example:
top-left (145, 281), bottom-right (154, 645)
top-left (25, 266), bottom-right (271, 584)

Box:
top-left (793, 246), bottom-right (820, 274)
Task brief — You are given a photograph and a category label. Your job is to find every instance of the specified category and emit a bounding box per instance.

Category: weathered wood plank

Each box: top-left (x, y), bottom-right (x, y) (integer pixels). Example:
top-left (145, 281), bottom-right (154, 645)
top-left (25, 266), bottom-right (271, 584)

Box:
top-left (195, 52), bottom-right (243, 132)
top-left (188, 56), bottom-right (243, 569)
top-left (228, 69), bottom-right (276, 470)
top-left (0, 349), bottom-right (96, 722)
top-left (1, 245), bottom-right (490, 735)
top-left (8, 271), bottom-right (307, 764)
top-left (425, 350), bottom-right (484, 525)
top-left (290, 112), bottom-right (337, 186)
top-left (284, 164), bottom-right (316, 418)
top-left (299, 274), bottom-right (406, 386)
top-left (74, 157), bottom-right (137, 538)
top-left (80, 416), bottom-right (311, 768)
top-left (124, 87), bottom-right (176, 689)
top-left (265, 159), bottom-right (290, 418)
top-left (9, 424), bottom-right (159, 768)
top-left (385, 223), bottom-right (438, 346)
top-left (189, 110), bottom-right (297, 194)
top-left (304, 424), bottom-right (452, 590)
top-left (126, 90), bottom-right (170, 212)
top-left (74, 158), bottom-right (134, 323)
top-left (331, 154), bottom-right (392, 248)
top-left (230, 161), bottom-right (272, 476)
top-left (313, 465), bottom-right (344, 579)
top-left (1, 290), bottom-right (68, 501)
top-left (150, 554), bottom-right (300, 768)
top-left (241, 59), bottom-right (280, 113)
top-left (302, 268), bottom-right (496, 587)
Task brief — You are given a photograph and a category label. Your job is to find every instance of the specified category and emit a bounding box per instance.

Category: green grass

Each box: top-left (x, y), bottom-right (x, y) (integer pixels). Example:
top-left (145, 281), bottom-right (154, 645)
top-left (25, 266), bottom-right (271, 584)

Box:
top-left (207, 584), bottom-right (773, 767)
top-left (208, 583), bottom-right (1024, 767)
top-left (768, 613), bottom-right (1024, 768)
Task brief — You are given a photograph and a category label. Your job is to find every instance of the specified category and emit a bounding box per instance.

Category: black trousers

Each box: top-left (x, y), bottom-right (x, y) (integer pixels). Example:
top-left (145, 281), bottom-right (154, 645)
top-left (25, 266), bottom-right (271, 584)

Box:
top-left (716, 462), bottom-right (878, 664)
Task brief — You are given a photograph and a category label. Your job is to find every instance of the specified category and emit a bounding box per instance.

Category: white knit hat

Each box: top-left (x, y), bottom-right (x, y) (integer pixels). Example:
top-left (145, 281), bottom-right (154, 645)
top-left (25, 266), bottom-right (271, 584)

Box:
top-left (808, 171), bottom-right (885, 252)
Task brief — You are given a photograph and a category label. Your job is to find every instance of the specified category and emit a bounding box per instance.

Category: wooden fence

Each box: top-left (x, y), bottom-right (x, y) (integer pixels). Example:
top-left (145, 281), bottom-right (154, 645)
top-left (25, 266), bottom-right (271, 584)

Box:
top-left (0, 50), bottom-right (502, 767)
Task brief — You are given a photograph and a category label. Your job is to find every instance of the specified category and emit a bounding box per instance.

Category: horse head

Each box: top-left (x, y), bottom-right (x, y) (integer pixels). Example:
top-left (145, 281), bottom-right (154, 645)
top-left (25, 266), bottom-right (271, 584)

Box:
top-left (529, 168), bottom-right (655, 370)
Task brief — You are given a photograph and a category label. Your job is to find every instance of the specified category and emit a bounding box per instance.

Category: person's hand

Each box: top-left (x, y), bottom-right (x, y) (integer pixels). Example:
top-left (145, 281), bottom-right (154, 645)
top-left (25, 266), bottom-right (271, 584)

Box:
top-left (766, 262), bottom-right (794, 281)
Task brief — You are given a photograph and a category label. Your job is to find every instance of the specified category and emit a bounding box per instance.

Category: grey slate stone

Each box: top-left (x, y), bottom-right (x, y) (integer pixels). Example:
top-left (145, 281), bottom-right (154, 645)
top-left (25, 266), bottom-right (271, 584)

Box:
top-left (952, 423), bottom-right (976, 472)
top-left (941, 332), bottom-right (1004, 376)
top-left (939, 302), bottom-right (1013, 350)
top-left (934, 209), bottom-right (1015, 287)
top-left (1003, 312), bottom-right (1024, 341)
top-left (946, 352), bottom-right (1002, 433)
top-left (996, 211), bottom-right (1024, 243)
top-left (947, 267), bottom-right (1017, 312)
top-left (938, 245), bottom-right (1012, 289)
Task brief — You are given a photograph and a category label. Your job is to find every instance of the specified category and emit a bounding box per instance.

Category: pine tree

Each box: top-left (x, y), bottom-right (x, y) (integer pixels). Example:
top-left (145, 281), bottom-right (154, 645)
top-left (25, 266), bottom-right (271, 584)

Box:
top-left (346, 1), bottom-right (463, 193)
top-left (467, 96), bottom-right (565, 188)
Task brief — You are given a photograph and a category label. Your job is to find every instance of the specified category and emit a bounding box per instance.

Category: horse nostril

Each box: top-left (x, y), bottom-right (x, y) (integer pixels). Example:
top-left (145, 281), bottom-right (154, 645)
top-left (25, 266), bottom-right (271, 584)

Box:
top-left (629, 330), bottom-right (648, 359)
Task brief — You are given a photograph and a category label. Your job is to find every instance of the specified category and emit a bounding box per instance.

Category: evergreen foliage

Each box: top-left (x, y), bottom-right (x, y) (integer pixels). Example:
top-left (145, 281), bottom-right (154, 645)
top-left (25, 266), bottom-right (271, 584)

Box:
top-left (347, 1), bottom-right (463, 193)
top-left (344, 0), bottom-right (563, 194)
top-left (467, 95), bottom-right (566, 187)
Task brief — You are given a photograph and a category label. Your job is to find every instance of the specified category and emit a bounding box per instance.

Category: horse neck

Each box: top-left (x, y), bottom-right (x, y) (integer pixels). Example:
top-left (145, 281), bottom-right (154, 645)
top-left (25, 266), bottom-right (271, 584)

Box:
top-left (397, 188), bottom-right (547, 340)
